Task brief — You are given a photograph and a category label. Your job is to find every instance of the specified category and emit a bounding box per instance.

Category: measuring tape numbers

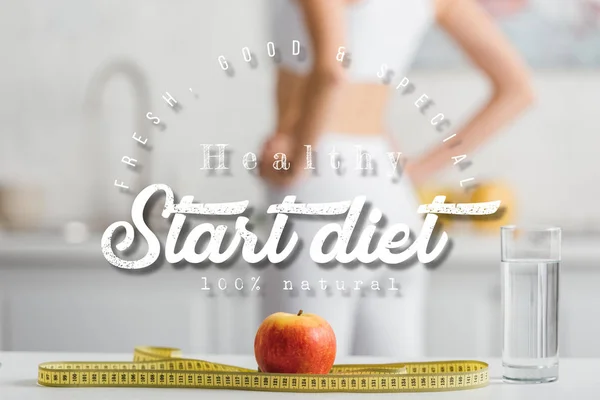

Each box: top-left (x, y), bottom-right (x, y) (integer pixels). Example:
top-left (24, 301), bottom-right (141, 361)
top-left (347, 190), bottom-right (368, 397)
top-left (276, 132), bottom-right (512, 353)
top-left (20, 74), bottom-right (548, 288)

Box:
top-left (38, 346), bottom-right (489, 393)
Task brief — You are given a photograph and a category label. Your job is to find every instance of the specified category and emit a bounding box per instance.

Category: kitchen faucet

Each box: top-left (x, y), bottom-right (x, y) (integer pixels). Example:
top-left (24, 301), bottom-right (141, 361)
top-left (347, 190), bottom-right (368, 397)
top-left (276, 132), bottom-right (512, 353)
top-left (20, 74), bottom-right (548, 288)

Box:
top-left (82, 58), bottom-right (152, 233)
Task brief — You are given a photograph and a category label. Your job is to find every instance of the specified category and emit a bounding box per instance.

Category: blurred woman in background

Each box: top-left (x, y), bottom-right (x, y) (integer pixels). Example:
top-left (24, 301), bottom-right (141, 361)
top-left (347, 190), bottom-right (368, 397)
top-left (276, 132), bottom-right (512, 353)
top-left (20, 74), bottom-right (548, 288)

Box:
top-left (259, 0), bottom-right (534, 358)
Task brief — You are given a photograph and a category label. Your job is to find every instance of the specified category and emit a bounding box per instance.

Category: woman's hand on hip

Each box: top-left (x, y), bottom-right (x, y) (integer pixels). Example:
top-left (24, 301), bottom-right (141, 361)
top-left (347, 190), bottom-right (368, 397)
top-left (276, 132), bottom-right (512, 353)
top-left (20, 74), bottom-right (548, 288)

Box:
top-left (403, 159), bottom-right (429, 187)
top-left (258, 133), bottom-right (306, 187)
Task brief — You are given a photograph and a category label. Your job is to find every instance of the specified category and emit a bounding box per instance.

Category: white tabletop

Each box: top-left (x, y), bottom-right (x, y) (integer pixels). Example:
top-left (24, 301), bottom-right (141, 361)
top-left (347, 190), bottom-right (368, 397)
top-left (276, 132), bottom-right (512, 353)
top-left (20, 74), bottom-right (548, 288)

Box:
top-left (0, 352), bottom-right (598, 399)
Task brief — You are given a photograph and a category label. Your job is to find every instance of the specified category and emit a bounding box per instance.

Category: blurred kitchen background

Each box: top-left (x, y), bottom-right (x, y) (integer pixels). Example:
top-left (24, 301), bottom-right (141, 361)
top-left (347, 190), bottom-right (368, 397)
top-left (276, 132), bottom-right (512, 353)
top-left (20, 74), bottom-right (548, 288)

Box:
top-left (1, 0), bottom-right (600, 358)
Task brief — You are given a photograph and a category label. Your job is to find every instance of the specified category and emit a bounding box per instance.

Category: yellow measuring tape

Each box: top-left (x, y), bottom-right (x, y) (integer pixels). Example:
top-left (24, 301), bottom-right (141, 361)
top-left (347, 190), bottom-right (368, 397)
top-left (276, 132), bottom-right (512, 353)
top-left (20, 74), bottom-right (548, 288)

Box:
top-left (38, 346), bottom-right (489, 393)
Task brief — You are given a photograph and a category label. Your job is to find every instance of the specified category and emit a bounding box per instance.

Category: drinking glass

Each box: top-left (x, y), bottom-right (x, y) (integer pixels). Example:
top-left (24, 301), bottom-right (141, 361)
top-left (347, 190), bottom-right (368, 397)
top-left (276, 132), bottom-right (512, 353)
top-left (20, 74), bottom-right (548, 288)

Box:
top-left (501, 226), bottom-right (561, 383)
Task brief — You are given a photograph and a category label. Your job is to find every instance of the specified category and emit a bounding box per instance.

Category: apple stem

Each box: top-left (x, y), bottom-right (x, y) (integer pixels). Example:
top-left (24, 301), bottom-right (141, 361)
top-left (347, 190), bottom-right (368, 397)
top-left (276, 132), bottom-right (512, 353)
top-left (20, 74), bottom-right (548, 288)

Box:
top-left (297, 310), bottom-right (303, 316)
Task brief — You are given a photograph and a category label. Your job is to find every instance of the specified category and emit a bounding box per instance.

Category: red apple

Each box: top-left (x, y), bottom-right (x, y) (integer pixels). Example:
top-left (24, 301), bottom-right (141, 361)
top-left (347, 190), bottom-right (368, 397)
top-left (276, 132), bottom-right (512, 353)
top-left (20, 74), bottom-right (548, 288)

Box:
top-left (254, 310), bottom-right (336, 374)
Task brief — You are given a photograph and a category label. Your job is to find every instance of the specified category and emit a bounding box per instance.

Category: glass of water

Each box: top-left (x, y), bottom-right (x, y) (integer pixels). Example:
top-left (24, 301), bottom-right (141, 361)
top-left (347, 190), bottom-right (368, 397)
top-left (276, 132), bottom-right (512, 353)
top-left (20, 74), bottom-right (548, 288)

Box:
top-left (501, 225), bottom-right (561, 383)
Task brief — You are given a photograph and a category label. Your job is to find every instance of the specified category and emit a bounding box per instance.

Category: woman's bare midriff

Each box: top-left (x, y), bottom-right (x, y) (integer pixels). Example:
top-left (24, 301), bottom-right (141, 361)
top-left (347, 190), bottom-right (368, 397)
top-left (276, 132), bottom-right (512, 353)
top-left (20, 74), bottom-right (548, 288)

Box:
top-left (275, 67), bottom-right (391, 136)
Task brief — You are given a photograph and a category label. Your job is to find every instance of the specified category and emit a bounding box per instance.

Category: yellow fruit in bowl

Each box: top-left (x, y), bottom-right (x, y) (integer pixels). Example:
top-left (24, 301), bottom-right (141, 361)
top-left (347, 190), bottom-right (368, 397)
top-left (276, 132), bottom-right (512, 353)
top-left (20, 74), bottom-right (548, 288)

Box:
top-left (469, 182), bottom-right (515, 233)
top-left (415, 185), bottom-right (466, 229)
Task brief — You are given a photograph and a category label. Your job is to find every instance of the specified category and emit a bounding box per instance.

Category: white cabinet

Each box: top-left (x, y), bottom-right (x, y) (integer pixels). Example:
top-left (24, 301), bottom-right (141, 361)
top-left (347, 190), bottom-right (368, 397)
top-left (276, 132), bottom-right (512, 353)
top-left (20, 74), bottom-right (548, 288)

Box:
top-left (0, 264), bottom-right (262, 355)
top-left (428, 267), bottom-right (600, 358)
top-left (1, 241), bottom-right (599, 357)
top-left (557, 271), bottom-right (600, 357)
top-left (427, 270), bottom-right (500, 358)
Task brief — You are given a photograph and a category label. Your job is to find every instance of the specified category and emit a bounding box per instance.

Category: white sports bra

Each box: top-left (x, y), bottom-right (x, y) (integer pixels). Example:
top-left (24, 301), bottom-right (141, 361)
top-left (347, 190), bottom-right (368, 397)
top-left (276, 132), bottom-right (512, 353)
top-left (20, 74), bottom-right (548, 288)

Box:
top-left (271, 0), bottom-right (435, 82)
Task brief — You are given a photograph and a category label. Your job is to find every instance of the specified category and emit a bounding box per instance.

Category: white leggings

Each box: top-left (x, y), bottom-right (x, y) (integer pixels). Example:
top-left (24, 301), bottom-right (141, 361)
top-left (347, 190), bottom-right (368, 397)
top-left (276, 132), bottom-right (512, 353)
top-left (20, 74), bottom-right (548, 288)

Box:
top-left (260, 133), bottom-right (431, 359)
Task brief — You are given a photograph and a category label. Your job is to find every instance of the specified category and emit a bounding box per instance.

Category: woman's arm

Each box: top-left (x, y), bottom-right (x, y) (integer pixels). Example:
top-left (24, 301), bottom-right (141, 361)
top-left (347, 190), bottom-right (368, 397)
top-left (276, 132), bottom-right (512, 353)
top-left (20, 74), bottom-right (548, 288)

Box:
top-left (260, 0), bottom-right (348, 186)
top-left (288, 0), bottom-right (347, 161)
top-left (292, 0), bottom-right (347, 145)
top-left (405, 0), bottom-right (535, 186)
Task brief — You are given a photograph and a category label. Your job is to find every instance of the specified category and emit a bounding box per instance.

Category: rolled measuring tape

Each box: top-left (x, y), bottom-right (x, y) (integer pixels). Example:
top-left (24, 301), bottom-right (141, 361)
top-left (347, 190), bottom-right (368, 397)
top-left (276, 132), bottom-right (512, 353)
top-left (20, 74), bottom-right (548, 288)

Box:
top-left (38, 346), bottom-right (489, 393)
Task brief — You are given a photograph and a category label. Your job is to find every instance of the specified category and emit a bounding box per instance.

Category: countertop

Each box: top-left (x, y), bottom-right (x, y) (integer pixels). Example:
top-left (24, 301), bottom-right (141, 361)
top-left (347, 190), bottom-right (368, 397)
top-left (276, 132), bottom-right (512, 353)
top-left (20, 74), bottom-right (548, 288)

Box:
top-left (0, 352), bottom-right (598, 399)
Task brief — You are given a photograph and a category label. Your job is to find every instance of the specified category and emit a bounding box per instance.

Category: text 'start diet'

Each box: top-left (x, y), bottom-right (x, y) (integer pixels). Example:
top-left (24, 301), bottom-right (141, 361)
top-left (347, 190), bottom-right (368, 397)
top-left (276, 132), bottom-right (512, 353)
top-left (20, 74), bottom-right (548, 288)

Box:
top-left (101, 184), bottom-right (500, 270)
